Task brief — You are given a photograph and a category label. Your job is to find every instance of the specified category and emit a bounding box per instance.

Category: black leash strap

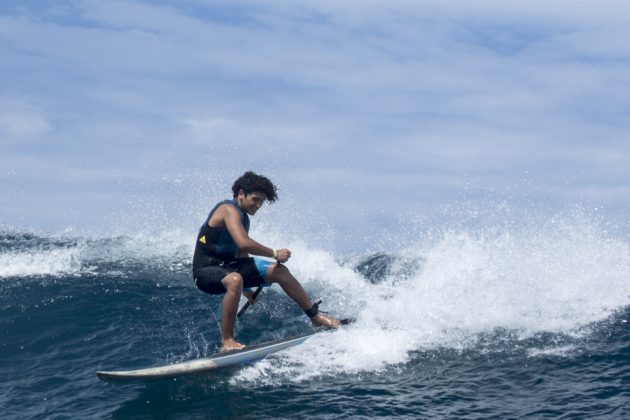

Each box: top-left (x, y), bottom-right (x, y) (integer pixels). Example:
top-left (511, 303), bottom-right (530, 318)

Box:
top-left (304, 300), bottom-right (322, 318)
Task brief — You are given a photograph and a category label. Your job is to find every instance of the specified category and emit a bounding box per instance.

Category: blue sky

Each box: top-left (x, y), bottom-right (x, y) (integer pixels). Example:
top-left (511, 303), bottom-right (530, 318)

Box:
top-left (1, 0), bottom-right (630, 251)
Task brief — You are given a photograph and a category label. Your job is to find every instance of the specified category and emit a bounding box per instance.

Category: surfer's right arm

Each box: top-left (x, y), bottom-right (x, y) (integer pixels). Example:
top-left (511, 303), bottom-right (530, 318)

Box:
top-left (221, 204), bottom-right (291, 262)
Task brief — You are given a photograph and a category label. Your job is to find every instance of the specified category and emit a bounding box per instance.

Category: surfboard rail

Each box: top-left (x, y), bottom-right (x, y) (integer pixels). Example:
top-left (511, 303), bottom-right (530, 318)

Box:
top-left (96, 331), bottom-right (316, 383)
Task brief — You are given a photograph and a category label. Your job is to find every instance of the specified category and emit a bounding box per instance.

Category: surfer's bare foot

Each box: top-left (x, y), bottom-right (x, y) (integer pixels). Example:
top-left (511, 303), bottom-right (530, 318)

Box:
top-left (310, 313), bottom-right (341, 329)
top-left (221, 338), bottom-right (245, 353)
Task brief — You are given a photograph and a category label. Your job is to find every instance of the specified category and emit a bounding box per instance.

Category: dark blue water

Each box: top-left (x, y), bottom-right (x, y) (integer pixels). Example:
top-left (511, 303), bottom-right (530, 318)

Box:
top-left (1, 225), bottom-right (629, 419)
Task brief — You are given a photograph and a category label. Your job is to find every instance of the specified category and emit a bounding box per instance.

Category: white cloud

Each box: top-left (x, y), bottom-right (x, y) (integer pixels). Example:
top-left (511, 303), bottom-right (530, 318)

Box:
top-left (1, 0), bottom-right (630, 240)
top-left (0, 110), bottom-right (52, 140)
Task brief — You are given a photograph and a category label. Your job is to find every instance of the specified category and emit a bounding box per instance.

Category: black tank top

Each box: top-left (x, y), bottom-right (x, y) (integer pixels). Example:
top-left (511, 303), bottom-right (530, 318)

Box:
top-left (192, 199), bottom-right (250, 269)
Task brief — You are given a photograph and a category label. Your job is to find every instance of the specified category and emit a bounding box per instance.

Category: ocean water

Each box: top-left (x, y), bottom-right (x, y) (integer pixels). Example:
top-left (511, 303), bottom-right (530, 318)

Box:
top-left (1, 216), bottom-right (629, 419)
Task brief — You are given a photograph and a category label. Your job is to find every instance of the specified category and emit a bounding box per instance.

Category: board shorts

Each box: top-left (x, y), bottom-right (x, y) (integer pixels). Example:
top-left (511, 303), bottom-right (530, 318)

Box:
top-left (193, 257), bottom-right (274, 295)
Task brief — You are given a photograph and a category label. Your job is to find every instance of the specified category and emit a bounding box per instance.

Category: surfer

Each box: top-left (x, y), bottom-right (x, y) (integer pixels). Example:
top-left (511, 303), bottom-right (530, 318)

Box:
top-left (192, 171), bottom-right (341, 352)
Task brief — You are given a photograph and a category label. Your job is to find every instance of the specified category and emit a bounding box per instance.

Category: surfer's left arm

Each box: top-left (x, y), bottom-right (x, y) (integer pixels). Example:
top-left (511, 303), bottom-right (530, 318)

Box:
top-left (224, 205), bottom-right (279, 259)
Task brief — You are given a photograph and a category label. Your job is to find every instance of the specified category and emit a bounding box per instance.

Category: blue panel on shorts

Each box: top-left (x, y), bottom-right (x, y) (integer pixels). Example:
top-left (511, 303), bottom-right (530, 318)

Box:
top-left (253, 257), bottom-right (274, 281)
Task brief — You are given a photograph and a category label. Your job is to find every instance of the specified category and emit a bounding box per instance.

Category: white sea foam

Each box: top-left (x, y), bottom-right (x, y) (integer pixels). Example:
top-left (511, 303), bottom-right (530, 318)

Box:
top-left (0, 246), bottom-right (85, 278)
top-left (0, 229), bottom-right (195, 278)
top-left (527, 345), bottom-right (579, 358)
top-left (231, 215), bottom-right (630, 385)
top-left (84, 230), bottom-right (195, 265)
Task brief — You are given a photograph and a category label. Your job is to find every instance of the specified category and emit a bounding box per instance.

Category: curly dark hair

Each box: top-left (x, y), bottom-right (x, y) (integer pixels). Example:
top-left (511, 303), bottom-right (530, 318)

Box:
top-left (231, 171), bottom-right (278, 202)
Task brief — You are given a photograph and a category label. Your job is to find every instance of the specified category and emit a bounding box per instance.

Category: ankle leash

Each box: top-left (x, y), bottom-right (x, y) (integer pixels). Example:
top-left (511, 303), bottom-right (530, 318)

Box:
top-left (304, 300), bottom-right (323, 318)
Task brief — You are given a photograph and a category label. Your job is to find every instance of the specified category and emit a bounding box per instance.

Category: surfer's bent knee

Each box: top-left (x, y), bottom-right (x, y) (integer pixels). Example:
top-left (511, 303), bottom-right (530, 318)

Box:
top-left (266, 263), bottom-right (293, 284)
top-left (222, 272), bottom-right (243, 290)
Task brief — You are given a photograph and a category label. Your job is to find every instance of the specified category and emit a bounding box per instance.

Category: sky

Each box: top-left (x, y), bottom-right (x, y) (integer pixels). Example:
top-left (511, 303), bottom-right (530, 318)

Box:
top-left (1, 0), bottom-right (630, 252)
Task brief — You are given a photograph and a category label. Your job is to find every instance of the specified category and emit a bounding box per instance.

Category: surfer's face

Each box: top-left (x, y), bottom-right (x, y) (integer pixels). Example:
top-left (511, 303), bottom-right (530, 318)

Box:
top-left (237, 191), bottom-right (267, 215)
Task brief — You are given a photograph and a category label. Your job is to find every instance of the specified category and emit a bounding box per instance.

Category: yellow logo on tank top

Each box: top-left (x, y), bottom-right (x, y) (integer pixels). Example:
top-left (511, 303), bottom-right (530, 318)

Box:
top-left (199, 235), bottom-right (206, 244)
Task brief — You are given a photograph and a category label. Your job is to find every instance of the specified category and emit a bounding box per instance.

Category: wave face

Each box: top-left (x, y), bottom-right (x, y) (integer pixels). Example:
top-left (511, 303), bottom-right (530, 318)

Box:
top-left (1, 215), bottom-right (629, 418)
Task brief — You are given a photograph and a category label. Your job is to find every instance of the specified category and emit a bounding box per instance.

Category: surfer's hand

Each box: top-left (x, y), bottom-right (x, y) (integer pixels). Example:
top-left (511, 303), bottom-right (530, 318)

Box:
top-left (276, 248), bottom-right (291, 263)
top-left (244, 289), bottom-right (256, 305)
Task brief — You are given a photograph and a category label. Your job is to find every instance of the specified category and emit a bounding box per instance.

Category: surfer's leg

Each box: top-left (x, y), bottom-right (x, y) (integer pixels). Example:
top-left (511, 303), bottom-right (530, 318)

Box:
top-left (220, 272), bottom-right (246, 352)
top-left (266, 264), bottom-right (341, 329)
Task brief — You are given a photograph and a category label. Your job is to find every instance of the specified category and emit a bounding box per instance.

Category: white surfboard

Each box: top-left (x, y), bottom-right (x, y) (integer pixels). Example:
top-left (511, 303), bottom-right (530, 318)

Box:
top-left (96, 332), bottom-right (315, 383)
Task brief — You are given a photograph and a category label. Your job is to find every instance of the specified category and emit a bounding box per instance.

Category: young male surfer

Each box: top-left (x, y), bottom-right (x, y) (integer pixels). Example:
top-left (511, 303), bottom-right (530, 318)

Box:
top-left (193, 171), bottom-right (341, 352)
